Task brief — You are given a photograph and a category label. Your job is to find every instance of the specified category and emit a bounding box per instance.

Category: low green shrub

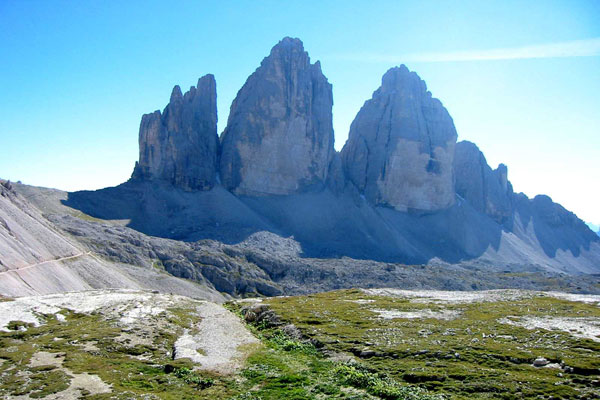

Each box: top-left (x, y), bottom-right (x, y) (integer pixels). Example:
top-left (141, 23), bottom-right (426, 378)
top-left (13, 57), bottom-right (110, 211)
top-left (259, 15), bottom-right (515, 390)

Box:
top-left (172, 367), bottom-right (214, 389)
top-left (269, 331), bottom-right (317, 355)
top-left (335, 364), bottom-right (446, 400)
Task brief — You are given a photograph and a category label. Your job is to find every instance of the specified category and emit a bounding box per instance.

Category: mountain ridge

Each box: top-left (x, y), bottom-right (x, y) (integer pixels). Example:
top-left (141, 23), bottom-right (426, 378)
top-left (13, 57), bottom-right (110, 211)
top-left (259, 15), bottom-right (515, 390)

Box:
top-left (2, 37), bottom-right (598, 298)
top-left (118, 37), bottom-right (600, 274)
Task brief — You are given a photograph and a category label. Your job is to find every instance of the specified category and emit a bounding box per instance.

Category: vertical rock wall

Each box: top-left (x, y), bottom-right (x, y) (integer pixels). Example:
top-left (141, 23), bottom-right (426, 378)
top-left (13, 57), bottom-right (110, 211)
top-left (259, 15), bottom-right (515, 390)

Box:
top-left (219, 37), bottom-right (334, 196)
top-left (454, 140), bottom-right (513, 224)
top-left (132, 74), bottom-right (218, 191)
top-left (341, 66), bottom-right (457, 211)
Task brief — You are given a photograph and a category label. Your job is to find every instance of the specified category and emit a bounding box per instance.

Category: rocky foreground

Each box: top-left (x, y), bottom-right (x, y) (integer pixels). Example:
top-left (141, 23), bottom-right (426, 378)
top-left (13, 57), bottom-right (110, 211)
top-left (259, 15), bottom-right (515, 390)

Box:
top-left (1, 288), bottom-right (599, 399)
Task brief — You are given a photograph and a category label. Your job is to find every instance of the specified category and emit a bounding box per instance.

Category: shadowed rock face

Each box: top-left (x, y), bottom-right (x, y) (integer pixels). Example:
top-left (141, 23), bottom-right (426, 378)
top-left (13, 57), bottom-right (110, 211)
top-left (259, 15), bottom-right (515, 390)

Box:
top-left (219, 37), bottom-right (334, 196)
top-left (132, 74), bottom-right (218, 191)
top-left (454, 141), bottom-right (513, 224)
top-left (341, 65), bottom-right (457, 211)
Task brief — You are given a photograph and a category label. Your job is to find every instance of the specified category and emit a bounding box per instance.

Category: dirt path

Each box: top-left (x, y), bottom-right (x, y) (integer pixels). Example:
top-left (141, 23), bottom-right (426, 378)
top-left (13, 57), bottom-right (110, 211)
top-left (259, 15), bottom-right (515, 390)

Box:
top-left (0, 252), bottom-right (91, 275)
top-left (174, 302), bottom-right (261, 374)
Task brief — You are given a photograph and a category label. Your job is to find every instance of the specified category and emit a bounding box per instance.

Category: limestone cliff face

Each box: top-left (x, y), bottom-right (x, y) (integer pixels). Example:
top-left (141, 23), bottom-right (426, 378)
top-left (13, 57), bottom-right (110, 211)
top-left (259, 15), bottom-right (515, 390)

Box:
top-left (132, 74), bottom-right (218, 191)
top-left (219, 37), bottom-right (334, 196)
top-left (454, 141), bottom-right (513, 224)
top-left (341, 65), bottom-right (457, 211)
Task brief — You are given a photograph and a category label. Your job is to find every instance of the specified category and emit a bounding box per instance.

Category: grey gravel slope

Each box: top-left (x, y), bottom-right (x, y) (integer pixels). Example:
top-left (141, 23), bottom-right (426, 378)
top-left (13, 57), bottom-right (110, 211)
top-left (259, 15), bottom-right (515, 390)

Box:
top-left (61, 180), bottom-right (600, 276)
top-left (4, 181), bottom-right (600, 297)
top-left (0, 181), bottom-right (224, 300)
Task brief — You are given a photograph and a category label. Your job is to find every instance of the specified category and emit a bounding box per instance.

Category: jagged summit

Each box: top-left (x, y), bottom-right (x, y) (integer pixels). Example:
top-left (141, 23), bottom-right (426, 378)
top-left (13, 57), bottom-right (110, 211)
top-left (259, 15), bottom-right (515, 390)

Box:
top-left (341, 64), bottom-right (457, 211)
top-left (131, 74), bottom-right (218, 191)
top-left (380, 64), bottom-right (426, 93)
top-left (219, 37), bottom-right (334, 196)
top-left (268, 36), bottom-right (305, 54)
top-left (170, 85), bottom-right (183, 102)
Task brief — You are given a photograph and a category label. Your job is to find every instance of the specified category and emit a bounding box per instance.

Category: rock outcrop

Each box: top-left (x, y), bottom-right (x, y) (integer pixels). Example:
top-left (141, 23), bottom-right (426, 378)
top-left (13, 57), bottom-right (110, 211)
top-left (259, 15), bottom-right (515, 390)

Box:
top-left (511, 193), bottom-right (600, 262)
top-left (454, 141), bottom-right (513, 224)
top-left (219, 37), bottom-right (334, 196)
top-left (341, 65), bottom-right (457, 211)
top-left (131, 74), bottom-right (218, 191)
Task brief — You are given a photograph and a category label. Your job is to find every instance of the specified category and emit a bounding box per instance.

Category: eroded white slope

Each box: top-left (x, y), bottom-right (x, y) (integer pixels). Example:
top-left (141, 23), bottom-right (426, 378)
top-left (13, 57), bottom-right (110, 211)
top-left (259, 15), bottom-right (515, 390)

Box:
top-left (0, 183), bottom-right (80, 271)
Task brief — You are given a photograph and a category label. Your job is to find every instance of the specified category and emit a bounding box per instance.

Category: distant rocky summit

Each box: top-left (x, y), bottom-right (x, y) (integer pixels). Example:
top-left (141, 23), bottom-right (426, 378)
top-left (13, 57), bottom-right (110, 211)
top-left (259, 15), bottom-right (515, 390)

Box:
top-left (131, 74), bottom-right (218, 191)
top-left (220, 37), bottom-right (335, 196)
top-left (454, 141), bottom-right (513, 224)
top-left (342, 65), bottom-right (457, 211)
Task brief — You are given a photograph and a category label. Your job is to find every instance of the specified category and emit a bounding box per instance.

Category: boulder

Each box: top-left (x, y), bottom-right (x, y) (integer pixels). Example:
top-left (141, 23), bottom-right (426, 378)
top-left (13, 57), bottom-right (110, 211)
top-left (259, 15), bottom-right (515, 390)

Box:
top-left (341, 65), bottom-right (457, 211)
top-left (533, 357), bottom-right (549, 367)
top-left (131, 74), bottom-right (218, 191)
top-left (219, 37), bottom-right (334, 196)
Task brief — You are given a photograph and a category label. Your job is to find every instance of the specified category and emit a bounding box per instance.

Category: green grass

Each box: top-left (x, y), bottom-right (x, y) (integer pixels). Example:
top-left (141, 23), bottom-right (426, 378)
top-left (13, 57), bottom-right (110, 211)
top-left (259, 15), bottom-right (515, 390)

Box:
top-left (1, 300), bottom-right (439, 399)
top-left (334, 363), bottom-right (444, 400)
top-left (261, 289), bottom-right (600, 400)
top-left (227, 302), bottom-right (443, 400)
top-left (1, 303), bottom-right (439, 400)
top-left (2, 291), bottom-right (598, 399)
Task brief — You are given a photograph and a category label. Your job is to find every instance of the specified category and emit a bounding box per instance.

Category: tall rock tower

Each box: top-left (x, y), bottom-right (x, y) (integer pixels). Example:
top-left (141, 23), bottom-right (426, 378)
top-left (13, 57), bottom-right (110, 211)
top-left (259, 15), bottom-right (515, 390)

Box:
top-left (219, 37), bottom-right (334, 196)
top-left (131, 74), bottom-right (218, 190)
top-left (341, 65), bottom-right (457, 211)
top-left (454, 141), bottom-right (513, 224)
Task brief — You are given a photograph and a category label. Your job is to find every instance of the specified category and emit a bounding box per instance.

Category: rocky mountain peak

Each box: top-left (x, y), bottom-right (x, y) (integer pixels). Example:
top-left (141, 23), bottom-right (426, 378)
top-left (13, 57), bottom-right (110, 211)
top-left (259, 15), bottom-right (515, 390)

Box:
top-left (257, 37), bottom-right (311, 81)
top-left (380, 64), bottom-right (425, 93)
top-left (170, 85), bottom-right (183, 103)
top-left (131, 74), bottom-right (218, 191)
top-left (219, 38), bottom-right (334, 196)
top-left (269, 36), bottom-right (305, 54)
top-left (341, 65), bottom-right (457, 211)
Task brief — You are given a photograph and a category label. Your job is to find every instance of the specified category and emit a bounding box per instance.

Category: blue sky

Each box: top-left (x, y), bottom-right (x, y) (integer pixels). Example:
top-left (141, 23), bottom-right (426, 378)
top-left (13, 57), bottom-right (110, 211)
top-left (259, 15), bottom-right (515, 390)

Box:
top-left (1, 1), bottom-right (599, 223)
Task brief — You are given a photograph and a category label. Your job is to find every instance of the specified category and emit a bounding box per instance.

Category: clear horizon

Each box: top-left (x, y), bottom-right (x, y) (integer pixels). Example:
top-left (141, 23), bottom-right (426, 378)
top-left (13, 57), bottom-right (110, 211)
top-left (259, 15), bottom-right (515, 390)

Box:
top-left (1, 1), bottom-right (599, 224)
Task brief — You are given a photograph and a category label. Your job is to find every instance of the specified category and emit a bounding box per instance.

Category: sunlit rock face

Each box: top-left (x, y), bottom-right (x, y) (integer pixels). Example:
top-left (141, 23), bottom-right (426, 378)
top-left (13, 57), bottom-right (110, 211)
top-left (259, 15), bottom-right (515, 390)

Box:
top-left (341, 65), bottom-right (457, 211)
top-left (132, 74), bottom-right (218, 191)
top-left (219, 37), bottom-right (334, 196)
top-left (454, 140), bottom-right (513, 224)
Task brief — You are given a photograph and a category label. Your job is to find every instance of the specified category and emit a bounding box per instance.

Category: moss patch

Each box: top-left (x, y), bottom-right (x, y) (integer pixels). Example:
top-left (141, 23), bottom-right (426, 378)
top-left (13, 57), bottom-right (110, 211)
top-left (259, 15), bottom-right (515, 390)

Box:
top-left (262, 289), bottom-right (600, 400)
